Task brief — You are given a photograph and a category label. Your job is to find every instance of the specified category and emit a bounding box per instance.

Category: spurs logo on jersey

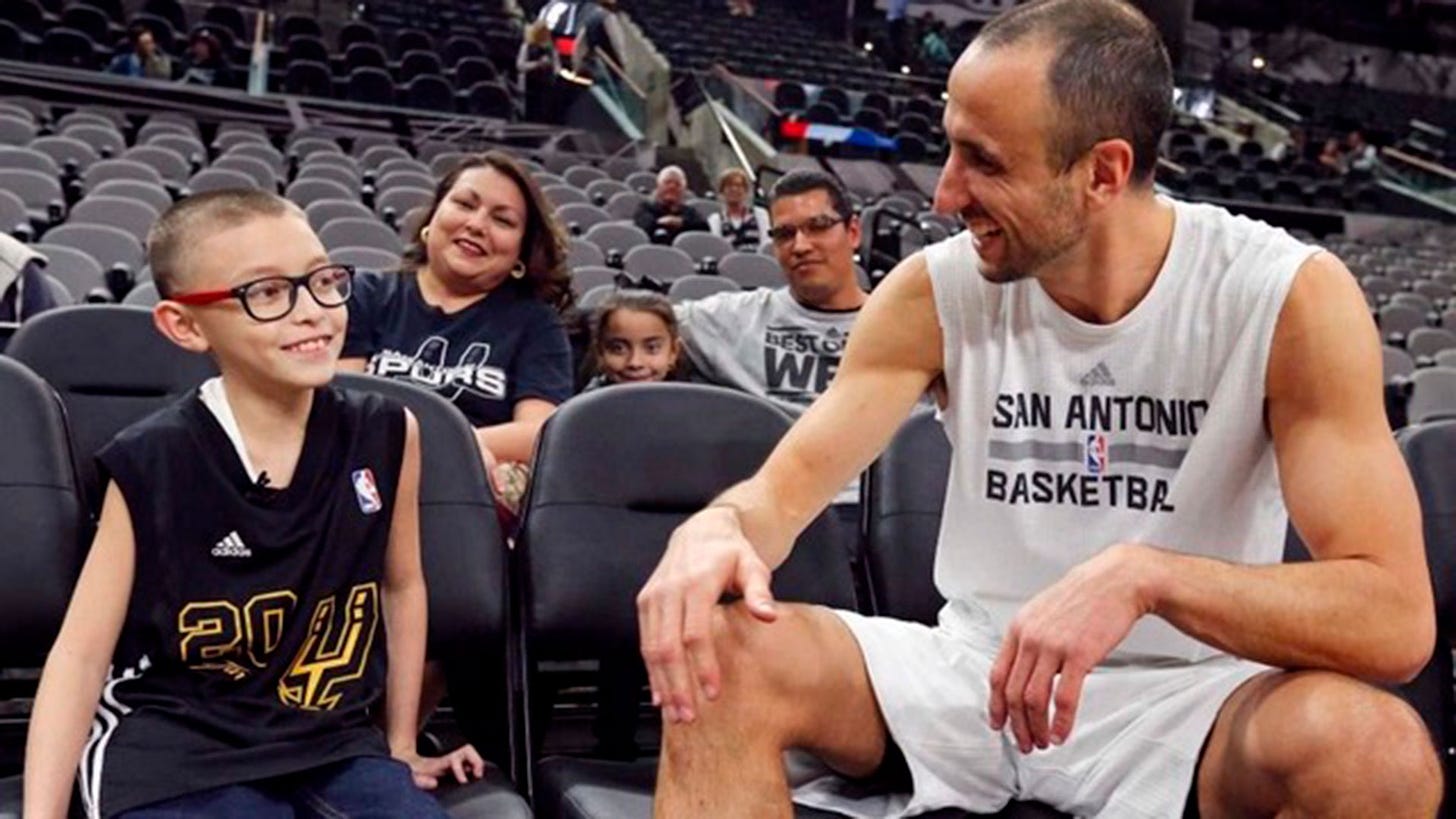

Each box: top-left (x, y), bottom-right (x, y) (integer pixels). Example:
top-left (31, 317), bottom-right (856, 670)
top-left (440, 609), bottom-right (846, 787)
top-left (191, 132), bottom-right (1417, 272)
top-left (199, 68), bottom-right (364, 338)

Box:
top-left (177, 583), bottom-right (379, 710)
top-left (368, 336), bottom-right (508, 401)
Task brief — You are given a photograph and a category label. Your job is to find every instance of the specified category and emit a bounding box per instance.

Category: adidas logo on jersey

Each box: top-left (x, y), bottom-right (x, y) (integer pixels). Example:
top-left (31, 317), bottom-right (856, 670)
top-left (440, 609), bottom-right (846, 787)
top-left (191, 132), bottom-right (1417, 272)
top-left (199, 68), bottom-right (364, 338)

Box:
top-left (1079, 361), bottom-right (1116, 389)
top-left (211, 531), bottom-right (252, 558)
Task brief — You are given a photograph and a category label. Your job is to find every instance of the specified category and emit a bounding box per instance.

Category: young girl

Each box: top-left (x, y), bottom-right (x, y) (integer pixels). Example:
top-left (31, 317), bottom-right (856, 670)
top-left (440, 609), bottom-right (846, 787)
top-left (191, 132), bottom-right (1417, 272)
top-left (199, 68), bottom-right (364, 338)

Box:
top-left (585, 290), bottom-right (683, 389)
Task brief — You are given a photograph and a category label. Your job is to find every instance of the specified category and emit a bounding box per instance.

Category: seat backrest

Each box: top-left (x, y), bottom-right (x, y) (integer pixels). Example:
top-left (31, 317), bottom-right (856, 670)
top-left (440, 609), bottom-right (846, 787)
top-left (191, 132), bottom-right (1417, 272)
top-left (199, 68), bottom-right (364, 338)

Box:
top-left (518, 383), bottom-right (857, 661)
top-left (377, 169), bottom-right (435, 193)
top-left (302, 199), bottom-right (372, 232)
top-left (40, 222), bottom-right (143, 271)
top-left (122, 281), bottom-right (159, 306)
top-left (0, 145), bottom-right (60, 177)
top-left (319, 217), bottom-right (402, 253)
top-left (7, 305), bottom-right (218, 512)
top-left (212, 153), bottom-right (280, 191)
top-left (584, 222), bottom-right (649, 255)
top-left (30, 134), bottom-right (100, 170)
top-left (68, 196), bottom-right (158, 242)
top-left (555, 202), bottom-right (610, 233)
top-left (32, 243), bottom-right (104, 298)
top-left (61, 123), bottom-right (124, 157)
top-left (719, 250), bottom-right (784, 289)
top-left (542, 184), bottom-right (589, 208)
top-left (0, 114), bottom-right (37, 147)
top-left (331, 245), bottom-right (401, 271)
top-left (1384, 345), bottom-right (1416, 382)
top-left (1395, 421), bottom-right (1456, 769)
top-left (863, 410), bottom-right (949, 624)
top-left (1408, 327), bottom-right (1456, 359)
top-left (563, 165), bottom-right (608, 188)
top-left (0, 168), bottom-right (62, 211)
top-left (84, 158), bottom-right (165, 189)
top-left (286, 176), bottom-right (356, 208)
top-left (1379, 304), bottom-right (1427, 338)
top-left (1410, 368), bottom-right (1456, 424)
top-left (297, 162), bottom-right (363, 194)
top-left (567, 238), bottom-right (605, 269)
top-left (374, 186), bottom-right (432, 218)
top-left (569, 265), bottom-right (618, 296)
top-left (672, 231), bottom-right (733, 263)
top-left (604, 190), bottom-right (644, 221)
top-left (188, 167), bottom-right (257, 194)
top-left (0, 357), bottom-right (86, 667)
top-left (0, 188), bottom-right (26, 234)
top-left (624, 244), bottom-right (695, 283)
top-left (123, 144), bottom-right (190, 183)
top-left (668, 274), bottom-right (739, 303)
top-left (92, 179), bottom-right (173, 215)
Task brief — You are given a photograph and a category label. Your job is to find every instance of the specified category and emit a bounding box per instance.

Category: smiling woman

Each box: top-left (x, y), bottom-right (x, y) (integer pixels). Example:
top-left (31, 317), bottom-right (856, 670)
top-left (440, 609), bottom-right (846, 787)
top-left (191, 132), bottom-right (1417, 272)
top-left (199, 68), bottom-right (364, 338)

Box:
top-left (338, 151), bottom-right (575, 468)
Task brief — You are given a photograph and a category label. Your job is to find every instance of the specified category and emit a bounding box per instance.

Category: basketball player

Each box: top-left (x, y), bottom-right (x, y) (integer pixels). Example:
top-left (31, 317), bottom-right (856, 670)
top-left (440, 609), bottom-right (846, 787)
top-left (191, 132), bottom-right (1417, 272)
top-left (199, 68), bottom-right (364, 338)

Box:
top-left (636, 1), bottom-right (1442, 816)
top-left (24, 190), bottom-right (484, 818)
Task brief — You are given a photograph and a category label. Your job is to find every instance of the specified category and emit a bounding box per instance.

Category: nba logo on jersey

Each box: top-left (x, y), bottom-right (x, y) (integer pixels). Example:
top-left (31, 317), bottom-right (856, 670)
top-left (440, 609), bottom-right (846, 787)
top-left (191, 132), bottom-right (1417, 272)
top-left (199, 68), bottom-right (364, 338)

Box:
top-left (352, 468), bottom-right (383, 514)
top-left (1084, 433), bottom-right (1110, 475)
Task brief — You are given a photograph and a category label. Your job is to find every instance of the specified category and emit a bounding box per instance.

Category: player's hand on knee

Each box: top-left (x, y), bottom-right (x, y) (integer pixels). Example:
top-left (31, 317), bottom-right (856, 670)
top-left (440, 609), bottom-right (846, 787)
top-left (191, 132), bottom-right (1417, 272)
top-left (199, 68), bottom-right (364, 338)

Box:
top-left (396, 743), bottom-right (487, 790)
top-left (988, 543), bottom-right (1158, 753)
top-left (637, 505), bottom-right (777, 725)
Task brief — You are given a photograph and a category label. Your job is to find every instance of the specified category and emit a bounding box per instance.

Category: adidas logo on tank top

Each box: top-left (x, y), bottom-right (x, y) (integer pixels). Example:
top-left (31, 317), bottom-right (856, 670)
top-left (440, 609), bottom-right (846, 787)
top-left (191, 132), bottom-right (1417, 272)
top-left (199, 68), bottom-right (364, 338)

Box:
top-left (1079, 361), bottom-right (1116, 388)
top-left (211, 530), bottom-right (251, 558)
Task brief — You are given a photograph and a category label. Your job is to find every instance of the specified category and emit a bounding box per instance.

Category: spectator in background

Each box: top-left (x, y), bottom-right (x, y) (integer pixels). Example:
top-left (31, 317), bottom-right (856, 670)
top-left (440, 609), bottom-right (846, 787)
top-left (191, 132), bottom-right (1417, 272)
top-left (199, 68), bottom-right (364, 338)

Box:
top-left (107, 25), bottom-right (173, 80)
top-left (0, 235), bottom-right (60, 322)
top-left (634, 166), bottom-right (709, 245)
top-left (728, 0), bottom-right (757, 16)
top-left (178, 29), bottom-right (230, 87)
top-left (674, 169), bottom-right (869, 538)
top-left (584, 290), bottom-right (683, 390)
top-left (517, 20), bottom-right (561, 123)
top-left (1318, 137), bottom-right (1346, 174)
top-left (920, 14), bottom-right (953, 70)
top-left (572, 0), bottom-right (622, 80)
top-left (341, 152), bottom-right (574, 481)
top-left (886, 0), bottom-right (911, 70)
top-left (1346, 128), bottom-right (1378, 172)
top-left (1271, 125), bottom-right (1306, 164)
top-left (707, 167), bottom-right (770, 251)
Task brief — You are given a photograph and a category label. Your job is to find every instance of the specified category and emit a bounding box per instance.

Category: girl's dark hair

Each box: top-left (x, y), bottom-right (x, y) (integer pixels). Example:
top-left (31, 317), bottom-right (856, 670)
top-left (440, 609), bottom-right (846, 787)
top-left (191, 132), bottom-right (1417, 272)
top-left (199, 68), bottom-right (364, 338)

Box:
top-left (590, 290), bottom-right (685, 381)
top-left (402, 151), bottom-right (575, 313)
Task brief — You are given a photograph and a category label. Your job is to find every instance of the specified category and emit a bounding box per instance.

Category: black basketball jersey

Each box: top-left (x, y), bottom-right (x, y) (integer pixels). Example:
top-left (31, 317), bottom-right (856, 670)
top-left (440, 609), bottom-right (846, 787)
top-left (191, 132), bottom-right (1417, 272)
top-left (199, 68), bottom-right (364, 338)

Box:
top-left (81, 385), bottom-right (406, 818)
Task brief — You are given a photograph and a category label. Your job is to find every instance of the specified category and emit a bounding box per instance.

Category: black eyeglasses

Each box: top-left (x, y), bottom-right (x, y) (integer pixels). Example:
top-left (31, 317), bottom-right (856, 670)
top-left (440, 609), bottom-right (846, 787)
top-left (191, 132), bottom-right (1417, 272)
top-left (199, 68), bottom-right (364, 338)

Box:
top-left (767, 214), bottom-right (848, 245)
top-left (170, 264), bottom-right (355, 323)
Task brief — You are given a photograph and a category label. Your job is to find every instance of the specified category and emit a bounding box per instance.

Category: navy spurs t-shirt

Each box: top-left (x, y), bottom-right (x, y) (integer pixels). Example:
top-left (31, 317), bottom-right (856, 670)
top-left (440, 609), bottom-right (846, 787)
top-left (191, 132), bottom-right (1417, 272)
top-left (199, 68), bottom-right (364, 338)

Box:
top-left (343, 271), bottom-right (573, 427)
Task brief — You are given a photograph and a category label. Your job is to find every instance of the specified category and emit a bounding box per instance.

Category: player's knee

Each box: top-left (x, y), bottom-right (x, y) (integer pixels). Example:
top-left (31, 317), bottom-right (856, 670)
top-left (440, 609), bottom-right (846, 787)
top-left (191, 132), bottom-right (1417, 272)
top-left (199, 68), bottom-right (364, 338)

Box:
top-left (707, 602), bottom-right (811, 704)
top-left (1269, 676), bottom-right (1441, 806)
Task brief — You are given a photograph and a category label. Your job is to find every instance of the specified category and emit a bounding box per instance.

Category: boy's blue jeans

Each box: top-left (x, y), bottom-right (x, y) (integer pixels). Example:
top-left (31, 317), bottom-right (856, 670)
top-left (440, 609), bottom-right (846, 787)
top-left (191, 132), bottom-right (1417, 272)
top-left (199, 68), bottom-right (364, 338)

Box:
top-left (116, 756), bottom-right (447, 818)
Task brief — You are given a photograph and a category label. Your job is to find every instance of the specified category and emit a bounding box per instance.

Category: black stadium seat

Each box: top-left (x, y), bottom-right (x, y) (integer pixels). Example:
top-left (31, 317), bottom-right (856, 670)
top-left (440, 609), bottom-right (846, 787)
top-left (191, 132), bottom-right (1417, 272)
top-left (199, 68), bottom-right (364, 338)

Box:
top-left (347, 66), bottom-right (396, 105)
top-left (518, 383), bottom-right (857, 817)
top-left (863, 410), bottom-right (949, 626)
top-left (402, 74), bottom-right (454, 112)
top-left (40, 27), bottom-right (98, 70)
top-left (0, 356), bottom-right (86, 667)
top-left (284, 59), bottom-right (335, 97)
top-left (6, 305), bottom-right (218, 514)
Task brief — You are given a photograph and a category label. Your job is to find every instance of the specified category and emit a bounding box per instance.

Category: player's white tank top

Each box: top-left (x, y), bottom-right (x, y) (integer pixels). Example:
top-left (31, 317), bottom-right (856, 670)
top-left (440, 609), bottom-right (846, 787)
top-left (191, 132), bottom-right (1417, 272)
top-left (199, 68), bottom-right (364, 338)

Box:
top-left (924, 198), bottom-right (1318, 662)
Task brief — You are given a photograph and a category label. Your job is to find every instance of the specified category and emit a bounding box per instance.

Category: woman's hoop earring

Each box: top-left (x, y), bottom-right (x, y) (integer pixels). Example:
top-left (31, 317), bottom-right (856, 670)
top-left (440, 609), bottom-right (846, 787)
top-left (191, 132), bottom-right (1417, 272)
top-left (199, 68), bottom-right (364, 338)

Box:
top-left (511, 261), bottom-right (527, 279)
top-left (419, 226), bottom-right (431, 242)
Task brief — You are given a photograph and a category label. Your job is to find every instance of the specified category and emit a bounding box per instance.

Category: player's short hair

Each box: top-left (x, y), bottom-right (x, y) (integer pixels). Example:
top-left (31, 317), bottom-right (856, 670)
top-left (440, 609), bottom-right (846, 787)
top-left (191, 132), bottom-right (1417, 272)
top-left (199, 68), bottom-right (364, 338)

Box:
top-left (974, 0), bottom-right (1172, 184)
top-left (147, 189), bottom-right (304, 298)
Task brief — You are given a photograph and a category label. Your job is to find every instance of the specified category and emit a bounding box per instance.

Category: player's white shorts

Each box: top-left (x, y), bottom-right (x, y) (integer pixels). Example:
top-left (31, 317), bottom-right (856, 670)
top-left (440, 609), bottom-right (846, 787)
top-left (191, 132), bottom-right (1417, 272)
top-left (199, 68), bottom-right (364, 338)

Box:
top-left (789, 601), bottom-right (1268, 818)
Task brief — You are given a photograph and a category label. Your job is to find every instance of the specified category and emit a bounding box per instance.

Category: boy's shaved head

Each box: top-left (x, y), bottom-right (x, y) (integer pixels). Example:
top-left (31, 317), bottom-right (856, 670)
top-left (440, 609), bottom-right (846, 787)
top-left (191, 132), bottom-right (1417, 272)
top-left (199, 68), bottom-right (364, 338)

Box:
top-left (147, 189), bottom-right (307, 297)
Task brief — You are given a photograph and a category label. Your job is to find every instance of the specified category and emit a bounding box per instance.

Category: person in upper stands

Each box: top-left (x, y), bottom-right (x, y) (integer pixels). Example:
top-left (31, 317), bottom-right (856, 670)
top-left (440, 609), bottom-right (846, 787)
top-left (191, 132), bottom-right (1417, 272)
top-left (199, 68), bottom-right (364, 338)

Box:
top-left (178, 29), bottom-right (230, 87)
top-left (1318, 136), bottom-right (1347, 174)
top-left (517, 21), bottom-right (561, 123)
top-left (584, 290), bottom-right (683, 390)
top-left (675, 168), bottom-right (869, 526)
top-left (634, 166), bottom-right (709, 246)
top-left (106, 25), bottom-right (173, 81)
top-left (572, 0), bottom-right (622, 80)
top-left (1271, 125), bottom-right (1306, 164)
top-left (920, 15), bottom-right (954, 70)
top-left (1346, 128), bottom-right (1378, 172)
top-left (727, 0), bottom-right (757, 17)
top-left (706, 168), bottom-right (770, 252)
top-left (341, 151), bottom-right (574, 480)
top-left (0, 235), bottom-right (60, 322)
top-left (22, 189), bottom-right (482, 819)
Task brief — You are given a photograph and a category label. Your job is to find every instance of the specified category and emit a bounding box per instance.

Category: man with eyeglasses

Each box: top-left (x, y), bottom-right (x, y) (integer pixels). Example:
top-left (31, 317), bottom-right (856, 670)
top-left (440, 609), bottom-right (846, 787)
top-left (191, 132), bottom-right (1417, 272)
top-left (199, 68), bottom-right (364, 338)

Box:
top-left (674, 167), bottom-right (869, 549)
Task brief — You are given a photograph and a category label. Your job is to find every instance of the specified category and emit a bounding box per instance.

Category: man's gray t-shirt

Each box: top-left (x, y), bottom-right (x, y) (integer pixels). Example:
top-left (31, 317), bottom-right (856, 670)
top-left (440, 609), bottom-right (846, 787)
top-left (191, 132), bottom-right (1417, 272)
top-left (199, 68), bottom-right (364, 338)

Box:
top-left (676, 287), bottom-right (861, 503)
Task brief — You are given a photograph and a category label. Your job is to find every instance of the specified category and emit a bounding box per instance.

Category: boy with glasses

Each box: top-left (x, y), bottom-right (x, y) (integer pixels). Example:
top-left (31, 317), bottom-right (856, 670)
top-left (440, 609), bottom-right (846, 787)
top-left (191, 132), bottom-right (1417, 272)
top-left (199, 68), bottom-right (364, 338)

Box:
top-left (24, 190), bottom-right (483, 818)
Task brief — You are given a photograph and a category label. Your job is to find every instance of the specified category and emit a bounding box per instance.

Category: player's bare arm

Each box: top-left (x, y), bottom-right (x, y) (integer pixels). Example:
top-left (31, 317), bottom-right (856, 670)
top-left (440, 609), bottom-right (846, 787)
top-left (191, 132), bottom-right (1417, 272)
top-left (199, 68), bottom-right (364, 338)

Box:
top-left (637, 252), bottom-right (944, 724)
